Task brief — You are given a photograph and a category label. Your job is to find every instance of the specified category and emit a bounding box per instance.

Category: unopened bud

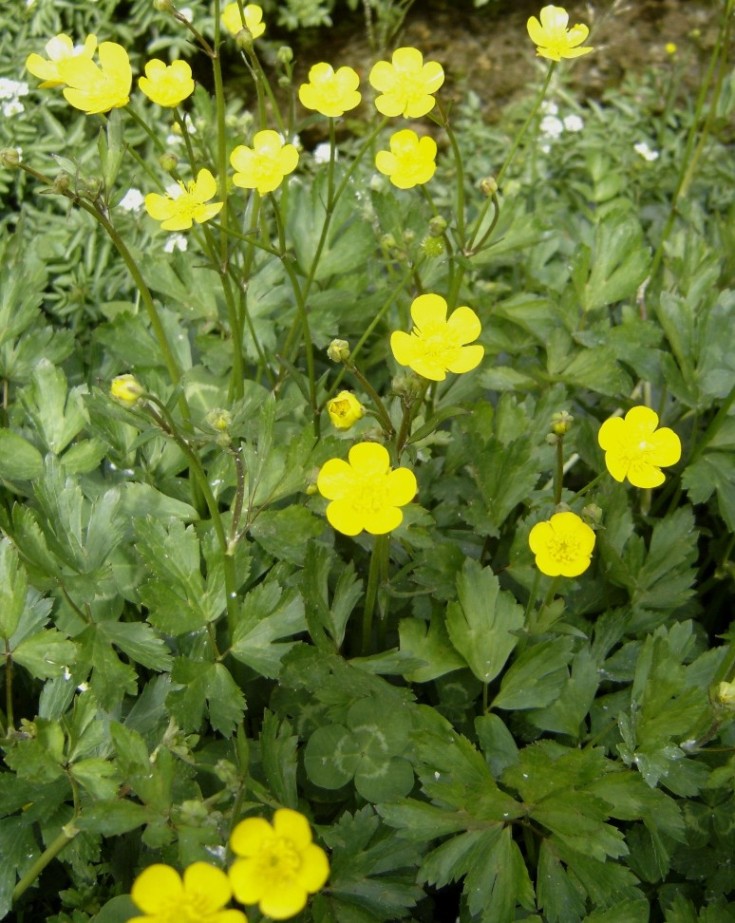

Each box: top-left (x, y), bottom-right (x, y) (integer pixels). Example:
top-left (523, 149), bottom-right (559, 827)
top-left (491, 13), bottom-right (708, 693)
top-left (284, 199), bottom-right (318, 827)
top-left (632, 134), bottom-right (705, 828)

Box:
top-left (235, 27), bottom-right (254, 51)
top-left (110, 374), bottom-right (144, 406)
top-left (715, 681), bottom-right (735, 709)
top-left (277, 46), bottom-right (294, 65)
top-left (327, 339), bottom-right (350, 363)
top-left (52, 173), bottom-right (72, 194)
top-left (206, 408), bottom-right (232, 433)
top-left (428, 215), bottom-right (447, 237)
top-left (153, 0), bottom-right (174, 11)
top-left (480, 176), bottom-right (498, 196)
top-left (0, 147), bottom-right (22, 169)
top-left (159, 151), bottom-right (178, 172)
top-left (582, 503), bottom-right (603, 527)
top-left (421, 236), bottom-right (445, 258)
top-left (551, 410), bottom-right (574, 436)
top-left (392, 374), bottom-right (424, 400)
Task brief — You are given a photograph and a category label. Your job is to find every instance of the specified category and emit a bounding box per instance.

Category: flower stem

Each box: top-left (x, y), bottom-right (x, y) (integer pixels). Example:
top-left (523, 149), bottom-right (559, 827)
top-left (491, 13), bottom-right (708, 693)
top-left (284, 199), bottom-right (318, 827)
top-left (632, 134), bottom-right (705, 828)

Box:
top-left (13, 826), bottom-right (79, 904)
top-left (362, 534), bottom-right (389, 655)
top-left (496, 61), bottom-right (556, 189)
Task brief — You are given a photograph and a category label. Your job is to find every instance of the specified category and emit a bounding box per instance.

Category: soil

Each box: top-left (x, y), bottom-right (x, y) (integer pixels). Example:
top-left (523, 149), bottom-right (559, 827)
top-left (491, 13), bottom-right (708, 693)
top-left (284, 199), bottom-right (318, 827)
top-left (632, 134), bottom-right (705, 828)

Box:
top-left (290, 0), bottom-right (724, 116)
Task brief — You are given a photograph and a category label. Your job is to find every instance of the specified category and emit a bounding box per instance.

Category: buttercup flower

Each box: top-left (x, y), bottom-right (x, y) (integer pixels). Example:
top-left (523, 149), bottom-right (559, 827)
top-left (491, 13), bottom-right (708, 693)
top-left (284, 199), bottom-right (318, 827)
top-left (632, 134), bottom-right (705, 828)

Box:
top-left (221, 3), bottom-right (265, 39)
top-left (598, 405), bottom-right (681, 488)
top-left (139, 59), bottom-right (195, 107)
top-left (25, 33), bottom-right (97, 88)
top-left (391, 293), bottom-right (483, 381)
top-left (375, 129), bottom-right (436, 189)
top-left (130, 862), bottom-right (246, 923)
top-left (317, 442), bottom-right (416, 536)
top-left (59, 41), bottom-right (132, 114)
top-left (230, 130), bottom-right (299, 195)
top-left (229, 808), bottom-right (329, 920)
top-left (369, 46), bottom-right (444, 118)
top-left (527, 5), bottom-right (594, 61)
top-left (327, 391), bottom-right (364, 430)
top-left (144, 168), bottom-right (223, 231)
top-left (298, 63), bottom-right (361, 118)
top-left (529, 511), bottom-right (596, 578)
top-left (110, 374), bottom-right (144, 405)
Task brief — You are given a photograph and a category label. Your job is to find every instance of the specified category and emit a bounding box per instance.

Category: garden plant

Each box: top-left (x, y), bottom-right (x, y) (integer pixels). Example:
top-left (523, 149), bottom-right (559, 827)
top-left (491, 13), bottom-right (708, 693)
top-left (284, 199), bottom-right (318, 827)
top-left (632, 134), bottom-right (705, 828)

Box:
top-left (1, 0), bottom-right (735, 920)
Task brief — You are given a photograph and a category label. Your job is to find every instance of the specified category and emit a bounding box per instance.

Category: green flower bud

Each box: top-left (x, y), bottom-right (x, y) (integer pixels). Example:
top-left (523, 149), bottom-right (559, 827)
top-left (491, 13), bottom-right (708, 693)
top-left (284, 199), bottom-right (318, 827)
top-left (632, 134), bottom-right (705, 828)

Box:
top-left (327, 339), bottom-right (350, 363)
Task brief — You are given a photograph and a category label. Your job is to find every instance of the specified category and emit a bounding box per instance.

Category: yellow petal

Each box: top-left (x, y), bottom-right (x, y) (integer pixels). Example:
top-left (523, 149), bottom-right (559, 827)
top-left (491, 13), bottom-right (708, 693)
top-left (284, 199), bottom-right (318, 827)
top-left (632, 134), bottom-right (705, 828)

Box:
top-left (326, 499), bottom-right (364, 536)
top-left (144, 193), bottom-right (175, 221)
top-left (259, 881), bottom-right (308, 920)
top-left (228, 857), bottom-right (265, 904)
top-left (183, 862), bottom-right (232, 911)
top-left (296, 843), bottom-right (330, 893)
top-left (317, 458), bottom-right (355, 500)
top-left (347, 442), bottom-right (390, 477)
top-left (230, 816), bottom-right (274, 857)
top-left (597, 415), bottom-right (625, 451)
top-left (386, 467), bottom-right (417, 506)
top-left (626, 461), bottom-right (666, 489)
top-left (390, 330), bottom-right (419, 367)
top-left (272, 807), bottom-right (313, 850)
top-left (368, 60), bottom-right (397, 93)
top-left (528, 520), bottom-right (554, 556)
top-left (446, 306), bottom-right (481, 344)
top-left (411, 292), bottom-right (447, 330)
top-left (649, 426), bottom-right (681, 466)
top-left (624, 404), bottom-right (659, 434)
top-left (392, 46), bottom-right (424, 71)
top-left (375, 150), bottom-right (397, 176)
top-left (445, 344), bottom-right (484, 374)
top-left (409, 355), bottom-right (448, 381)
top-left (131, 864), bottom-right (183, 913)
top-left (540, 5), bottom-right (569, 31)
top-left (526, 15), bottom-right (546, 46)
top-left (194, 168), bottom-right (217, 201)
top-left (362, 507), bottom-right (404, 535)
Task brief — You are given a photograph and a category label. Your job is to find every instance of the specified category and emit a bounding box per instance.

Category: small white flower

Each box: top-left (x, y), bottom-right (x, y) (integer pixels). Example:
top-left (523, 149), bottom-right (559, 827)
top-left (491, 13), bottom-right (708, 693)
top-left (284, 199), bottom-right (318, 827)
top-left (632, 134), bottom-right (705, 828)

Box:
top-left (0, 78), bottom-right (29, 100)
top-left (563, 114), bottom-right (584, 132)
top-left (541, 100), bottom-right (559, 115)
top-left (178, 6), bottom-right (193, 20)
top-left (313, 142), bottom-right (334, 164)
top-left (2, 99), bottom-right (24, 117)
top-left (118, 188), bottom-right (145, 212)
top-left (165, 181), bottom-right (183, 198)
top-left (164, 233), bottom-right (188, 253)
top-left (77, 682), bottom-right (89, 693)
top-left (540, 115), bottom-right (564, 139)
top-left (634, 141), bottom-right (659, 162)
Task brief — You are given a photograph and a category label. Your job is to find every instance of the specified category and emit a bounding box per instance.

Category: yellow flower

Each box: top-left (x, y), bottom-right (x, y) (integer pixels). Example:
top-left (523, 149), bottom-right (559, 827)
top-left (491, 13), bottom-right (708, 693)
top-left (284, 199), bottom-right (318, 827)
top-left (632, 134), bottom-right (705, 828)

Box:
top-left (230, 130), bottom-right (299, 195)
top-left (144, 168), bottom-right (223, 231)
top-left (327, 391), bottom-right (364, 430)
top-left (58, 41), bottom-right (132, 114)
top-left (368, 46), bottom-right (444, 118)
top-left (130, 862), bottom-right (246, 923)
top-left (375, 129), bottom-right (436, 189)
top-left (528, 511), bottom-right (596, 578)
top-left (139, 59), bottom-right (195, 107)
top-left (298, 62), bottom-right (361, 117)
top-left (665, 42), bottom-right (678, 56)
top-left (598, 405), bottom-right (681, 488)
top-left (229, 808), bottom-right (329, 920)
top-left (390, 293), bottom-right (484, 382)
top-left (317, 442), bottom-right (417, 536)
top-left (526, 5), bottom-right (594, 62)
top-left (25, 33), bottom-right (97, 88)
top-left (221, 3), bottom-right (265, 39)
top-left (110, 374), bottom-right (144, 405)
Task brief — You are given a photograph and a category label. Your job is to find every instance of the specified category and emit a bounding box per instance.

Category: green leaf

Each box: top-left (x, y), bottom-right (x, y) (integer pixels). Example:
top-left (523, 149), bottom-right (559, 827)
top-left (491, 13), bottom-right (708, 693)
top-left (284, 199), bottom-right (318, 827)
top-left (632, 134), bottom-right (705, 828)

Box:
top-left (446, 559), bottom-right (524, 684)
top-left (399, 612), bottom-right (465, 682)
top-left (20, 359), bottom-right (88, 454)
top-left (0, 817), bottom-right (41, 919)
top-left (167, 659), bottom-right (245, 736)
top-left (475, 714), bottom-right (519, 777)
top-left (530, 647), bottom-right (600, 736)
top-left (250, 506), bottom-right (324, 566)
top-left (578, 214), bottom-right (650, 311)
top-left (98, 621), bottom-right (173, 672)
top-left (304, 724), bottom-right (361, 789)
top-left (0, 539), bottom-right (28, 638)
top-left (0, 428), bottom-right (43, 481)
top-left (230, 582), bottom-right (306, 677)
top-left (537, 839), bottom-right (587, 923)
top-left (90, 894), bottom-right (139, 923)
top-left (683, 452), bottom-right (735, 532)
top-left (260, 711), bottom-right (299, 807)
top-left (69, 757), bottom-right (120, 800)
top-left (492, 638), bottom-right (574, 711)
top-left (11, 629), bottom-right (77, 680)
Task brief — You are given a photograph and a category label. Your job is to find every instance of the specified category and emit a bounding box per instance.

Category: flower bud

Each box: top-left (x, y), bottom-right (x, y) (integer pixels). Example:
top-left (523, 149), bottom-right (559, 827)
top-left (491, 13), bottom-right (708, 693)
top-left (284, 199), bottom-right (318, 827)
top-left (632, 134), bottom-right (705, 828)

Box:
top-left (551, 410), bottom-right (574, 436)
top-left (153, 0), bottom-right (174, 11)
top-left (0, 147), bottom-right (22, 169)
top-left (402, 229), bottom-right (415, 245)
top-left (235, 28), bottom-right (254, 51)
top-left (420, 236), bottom-right (445, 258)
top-left (52, 173), bottom-right (72, 194)
top-left (158, 151), bottom-right (178, 173)
top-left (582, 503), bottom-right (603, 527)
top-left (428, 215), bottom-right (447, 237)
top-left (207, 408), bottom-right (232, 432)
top-left (480, 176), bottom-right (498, 196)
top-left (715, 681), bottom-right (735, 709)
top-left (327, 339), bottom-right (350, 363)
top-left (327, 391), bottom-right (365, 431)
top-left (277, 46), bottom-right (294, 65)
top-left (110, 373), bottom-right (144, 406)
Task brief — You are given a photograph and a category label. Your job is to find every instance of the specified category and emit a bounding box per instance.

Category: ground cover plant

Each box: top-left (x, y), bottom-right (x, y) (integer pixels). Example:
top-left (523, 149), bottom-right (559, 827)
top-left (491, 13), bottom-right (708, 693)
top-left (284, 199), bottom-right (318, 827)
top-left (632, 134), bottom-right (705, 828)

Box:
top-left (1, 0), bottom-right (735, 920)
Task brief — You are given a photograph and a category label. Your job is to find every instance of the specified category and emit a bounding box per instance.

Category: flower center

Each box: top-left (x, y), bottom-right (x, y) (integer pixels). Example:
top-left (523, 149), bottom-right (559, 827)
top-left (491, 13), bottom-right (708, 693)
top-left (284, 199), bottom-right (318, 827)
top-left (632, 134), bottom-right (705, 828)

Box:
top-left (550, 535), bottom-right (580, 564)
top-left (256, 837), bottom-right (302, 887)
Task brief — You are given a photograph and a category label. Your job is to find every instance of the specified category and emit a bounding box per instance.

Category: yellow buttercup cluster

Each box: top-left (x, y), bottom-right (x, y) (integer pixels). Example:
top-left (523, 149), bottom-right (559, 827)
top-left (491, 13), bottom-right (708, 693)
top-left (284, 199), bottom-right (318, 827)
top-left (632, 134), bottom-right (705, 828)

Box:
top-left (130, 808), bottom-right (328, 922)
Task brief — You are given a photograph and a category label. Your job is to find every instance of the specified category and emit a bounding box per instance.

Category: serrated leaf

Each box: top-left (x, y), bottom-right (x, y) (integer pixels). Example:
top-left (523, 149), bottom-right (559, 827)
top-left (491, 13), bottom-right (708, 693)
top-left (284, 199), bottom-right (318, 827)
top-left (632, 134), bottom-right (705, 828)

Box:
top-left (399, 612), bottom-right (465, 682)
top-left (492, 638), bottom-right (573, 711)
top-left (0, 428), bottom-right (43, 480)
top-left (446, 559), bottom-right (525, 683)
top-left (98, 621), bottom-right (172, 672)
top-left (579, 216), bottom-right (650, 311)
top-left (250, 505), bottom-right (324, 565)
top-left (11, 629), bottom-right (77, 679)
top-left (683, 452), bottom-right (735, 532)
top-left (0, 539), bottom-right (28, 638)
top-left (167, 659), bottom-right (245, 736)
top-left (230, 583), bottom-right (306, 677)
top-left (538, 839), bottom-right (587, 923)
